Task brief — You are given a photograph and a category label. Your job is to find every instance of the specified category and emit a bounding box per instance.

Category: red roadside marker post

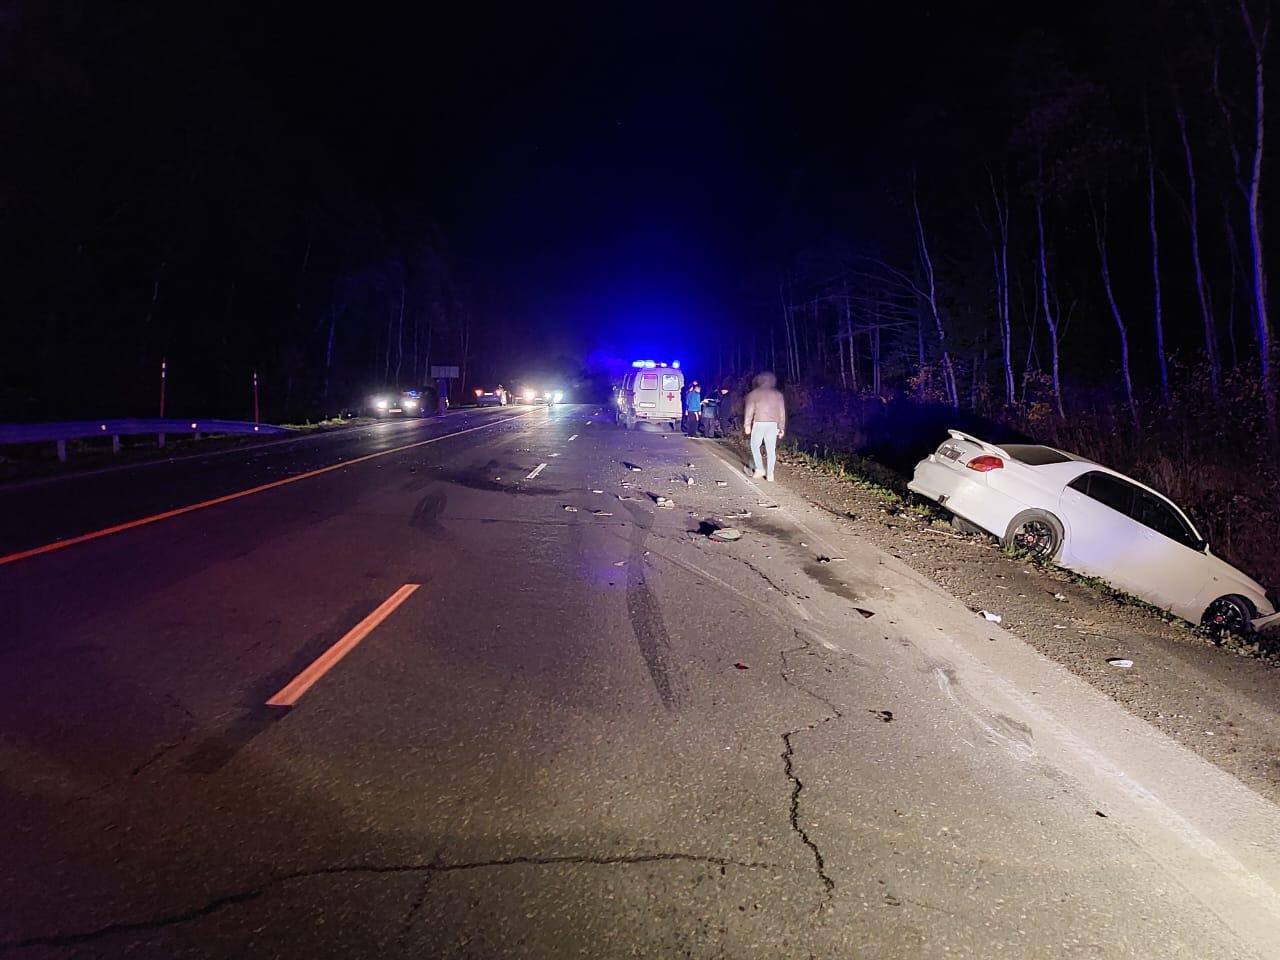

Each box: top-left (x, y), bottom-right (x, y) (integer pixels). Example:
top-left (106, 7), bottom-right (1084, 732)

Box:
top-left (158, 357), bottom-right (167, 449)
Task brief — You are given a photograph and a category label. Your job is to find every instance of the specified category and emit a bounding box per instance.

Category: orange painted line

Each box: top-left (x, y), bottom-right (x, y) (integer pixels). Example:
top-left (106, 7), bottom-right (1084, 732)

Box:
top-left (0, 411), bottom-right (533, 567)
top-left (266, 583), bottom-right (420, 707)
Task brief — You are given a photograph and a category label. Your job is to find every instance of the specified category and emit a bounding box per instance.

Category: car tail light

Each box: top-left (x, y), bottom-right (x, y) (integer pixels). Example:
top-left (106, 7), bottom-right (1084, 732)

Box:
top-left (966, 455), bottom-right (1004, 472)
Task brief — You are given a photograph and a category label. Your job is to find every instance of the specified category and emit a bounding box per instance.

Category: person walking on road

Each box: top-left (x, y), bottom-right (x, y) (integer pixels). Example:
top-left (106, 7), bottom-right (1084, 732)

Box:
top-left (684, 380), bottom-right (702, 434)
top-left (743, 371), bottom-right (785, 481)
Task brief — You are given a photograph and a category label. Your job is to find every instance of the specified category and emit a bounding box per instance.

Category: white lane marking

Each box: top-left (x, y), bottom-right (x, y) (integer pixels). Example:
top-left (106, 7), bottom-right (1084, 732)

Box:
top-left (526, 463), bottom-right (548, 480)
top-left (567, 434), bottom-right (579, 441)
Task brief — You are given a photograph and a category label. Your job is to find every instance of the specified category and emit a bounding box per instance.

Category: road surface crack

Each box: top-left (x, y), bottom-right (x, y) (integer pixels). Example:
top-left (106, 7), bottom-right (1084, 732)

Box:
top-left (1, 853), bottom-right (778, 950)
top-left (779, 630), bottom-right (840, 908)
top-left (130, 695), bottom-right (196, 777)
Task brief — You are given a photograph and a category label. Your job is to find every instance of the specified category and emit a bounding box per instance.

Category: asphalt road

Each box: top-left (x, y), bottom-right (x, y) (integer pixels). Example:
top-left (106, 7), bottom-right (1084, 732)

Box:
top-left (2, 404), bottom-right (1278, 958)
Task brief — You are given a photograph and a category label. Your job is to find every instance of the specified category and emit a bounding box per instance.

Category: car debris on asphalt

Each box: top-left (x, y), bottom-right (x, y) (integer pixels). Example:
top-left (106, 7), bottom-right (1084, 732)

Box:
top-left (563, 505), bottom-right (578, 512)
top-left (708, 527), bottom-right (743, 542)
top-left (978, 610), bottom-right (1003, 623)
top-left (1107, 658), bottom-right (1134, 669)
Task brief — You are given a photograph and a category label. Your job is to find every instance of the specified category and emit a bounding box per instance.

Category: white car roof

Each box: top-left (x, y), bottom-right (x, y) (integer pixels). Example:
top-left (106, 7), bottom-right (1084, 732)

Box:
top-left (946, 430), bottom-right (1203, 540)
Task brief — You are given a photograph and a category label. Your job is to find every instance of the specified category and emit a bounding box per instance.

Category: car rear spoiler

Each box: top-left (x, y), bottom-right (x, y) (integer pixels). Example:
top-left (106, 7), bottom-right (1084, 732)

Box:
top-left (947, 429), bottom-right (1012, 459)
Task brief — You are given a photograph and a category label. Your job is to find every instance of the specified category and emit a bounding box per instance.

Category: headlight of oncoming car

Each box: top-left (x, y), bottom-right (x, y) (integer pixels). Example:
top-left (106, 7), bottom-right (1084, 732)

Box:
top-left (552, 391), bottom-right (564, 402)
top-left (375, 398), bottom-right (389, 409)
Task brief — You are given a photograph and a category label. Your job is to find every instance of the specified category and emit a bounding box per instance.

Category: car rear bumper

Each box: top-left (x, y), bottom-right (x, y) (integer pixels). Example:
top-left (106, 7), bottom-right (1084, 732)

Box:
top-left (908, 457), bottom-right (1024, 538)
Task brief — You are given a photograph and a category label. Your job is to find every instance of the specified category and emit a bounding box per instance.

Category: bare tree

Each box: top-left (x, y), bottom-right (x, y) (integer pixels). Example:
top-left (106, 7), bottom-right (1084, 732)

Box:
top-left (1214, 5), bottom-right (1273, 422)
top-left (911, 186), bottom-right (959, 406)
top-left (1174, 99), bottom-right (1219, 396)
top-left (1089, 188), bottom-right (1140, 428)
top-left (978, 171), bottom-right (1015, 406)
top-left (1034, 188), bottom-right (1065, 418)
top-left (1146, 103), bottom-right (1170, 403)
top-left (1238, 0), bottom-right (1273, 427)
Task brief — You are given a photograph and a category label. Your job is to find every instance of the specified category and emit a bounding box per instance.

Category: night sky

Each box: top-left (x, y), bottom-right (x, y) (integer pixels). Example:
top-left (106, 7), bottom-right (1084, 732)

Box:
top-left (1, 0), bottom-right (1240, 416)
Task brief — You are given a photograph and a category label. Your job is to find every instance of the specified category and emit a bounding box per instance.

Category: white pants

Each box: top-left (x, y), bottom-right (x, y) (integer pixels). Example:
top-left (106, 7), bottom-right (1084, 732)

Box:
top-left (750, 421), bottom-right (778, 477)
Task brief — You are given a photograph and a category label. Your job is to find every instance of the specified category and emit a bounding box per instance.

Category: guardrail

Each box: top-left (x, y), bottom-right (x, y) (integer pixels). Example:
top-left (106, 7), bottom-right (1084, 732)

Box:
top-left (0, 418), bottom-right (292, 462)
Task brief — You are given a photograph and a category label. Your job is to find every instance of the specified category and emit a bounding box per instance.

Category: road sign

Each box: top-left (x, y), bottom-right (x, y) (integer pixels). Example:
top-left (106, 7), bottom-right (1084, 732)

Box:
top-left (430, 365), bottom-right (460, 379)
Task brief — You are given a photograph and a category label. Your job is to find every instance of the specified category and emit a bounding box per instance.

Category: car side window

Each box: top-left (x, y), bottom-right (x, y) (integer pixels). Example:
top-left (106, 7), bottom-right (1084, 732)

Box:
top-left (1132, 490), bottom-right (1201, 549)
top-left (1070, 472), bottom-right (1137, 516)
top-left (662, 374), bottom-right (680, 391)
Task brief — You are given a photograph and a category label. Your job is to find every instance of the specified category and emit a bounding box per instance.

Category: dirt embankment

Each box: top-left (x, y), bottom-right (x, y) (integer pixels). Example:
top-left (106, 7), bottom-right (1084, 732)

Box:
top-left (767, 449), bottom-right (1280, 806)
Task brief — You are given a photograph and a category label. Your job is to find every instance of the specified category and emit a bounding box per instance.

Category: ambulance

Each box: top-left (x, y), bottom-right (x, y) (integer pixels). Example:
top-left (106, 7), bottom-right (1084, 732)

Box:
top-left (615, 360), bottom-right (684, 431)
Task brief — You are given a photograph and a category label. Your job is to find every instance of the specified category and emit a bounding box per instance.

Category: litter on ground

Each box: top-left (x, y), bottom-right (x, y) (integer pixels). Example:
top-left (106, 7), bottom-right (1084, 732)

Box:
top-left (1107, 658), bottom-right (1134, 669)
top-left (978, 610), bottom-right (1003, 623)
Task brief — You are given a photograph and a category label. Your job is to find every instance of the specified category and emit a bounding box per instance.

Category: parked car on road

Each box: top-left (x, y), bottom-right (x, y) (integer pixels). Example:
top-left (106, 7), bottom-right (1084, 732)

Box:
top-left (516, 385), bottom-right (564, 405)
top-left (908, 430), bottom-right (1279, 635)
top-left (370, 388), bottom-right (427, 418)
top-left (472, 385), bottom-right (508, 407)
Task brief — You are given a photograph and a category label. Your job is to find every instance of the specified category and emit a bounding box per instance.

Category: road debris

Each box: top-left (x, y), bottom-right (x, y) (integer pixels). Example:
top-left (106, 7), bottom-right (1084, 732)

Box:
top-left (734, 661), bottom-right (749, 670)
top-left (715, 480), bottom-right (728, 487)
top-left (592, 510), bottom-right (613, 517)
top-left (1052, 592), bottom-right (1068, 602)
top-left (655, 496), bottom-right (674, 508)
top-left (1106, 658), bottom-right (1134, 669)
top-left (617, 494), bottom-right (637, 501)
top-left (708, 527), bottom-right (743, 542)
top-left (591, 489), bottom-right (604, 494)
top-left (612, 560), bottom-right (626, 567)
top-left (854, 608), bottom-right (875, 619)
top-left (870, 709), bottom-right (894, 723)
top-left (562, 505), bottom-right (578, 512)
top-left (724, 510), bottom-right (752, 519)
top-left (978, 610), bottom-right (1003, 623)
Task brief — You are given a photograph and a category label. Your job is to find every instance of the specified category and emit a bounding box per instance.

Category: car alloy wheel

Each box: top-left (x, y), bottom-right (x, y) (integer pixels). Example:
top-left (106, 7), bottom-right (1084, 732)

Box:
top-left (1012, 518), bottom-right (1058, 560)
top-left (1201, 595), bottom-right (1252, 640)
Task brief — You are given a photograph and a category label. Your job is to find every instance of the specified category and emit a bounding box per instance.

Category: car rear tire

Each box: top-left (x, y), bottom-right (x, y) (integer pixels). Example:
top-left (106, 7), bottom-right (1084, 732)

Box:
top-left (1201, 595), bottom-right (1254, 640)
top-left (1002, 510), bottom-right (1063, 561)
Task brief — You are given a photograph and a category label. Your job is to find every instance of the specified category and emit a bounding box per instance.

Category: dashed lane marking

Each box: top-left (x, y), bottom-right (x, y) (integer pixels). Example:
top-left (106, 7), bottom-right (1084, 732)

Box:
top-left (526, 463), bottom-right (549, 480)
top-left (266, 583), bottom-right (420, 707)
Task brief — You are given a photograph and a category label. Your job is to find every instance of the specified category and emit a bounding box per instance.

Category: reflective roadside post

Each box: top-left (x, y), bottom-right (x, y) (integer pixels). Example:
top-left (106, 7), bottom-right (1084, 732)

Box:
top-left (158, 357), bottom-right (167, 449)
top-left (253, 370), bottom-right (260, 425)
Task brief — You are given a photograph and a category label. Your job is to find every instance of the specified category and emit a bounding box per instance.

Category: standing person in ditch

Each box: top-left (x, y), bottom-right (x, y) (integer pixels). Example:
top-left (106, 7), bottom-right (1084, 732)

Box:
top-left (743, 371), bottom-right (785, 481)
top-left (684, 380), bottom-right (702, 434)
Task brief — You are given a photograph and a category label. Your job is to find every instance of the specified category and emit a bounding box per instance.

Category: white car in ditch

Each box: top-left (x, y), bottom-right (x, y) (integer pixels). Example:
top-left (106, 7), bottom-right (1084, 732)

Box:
top-left (908, 430), bottom-right (1279, 635)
